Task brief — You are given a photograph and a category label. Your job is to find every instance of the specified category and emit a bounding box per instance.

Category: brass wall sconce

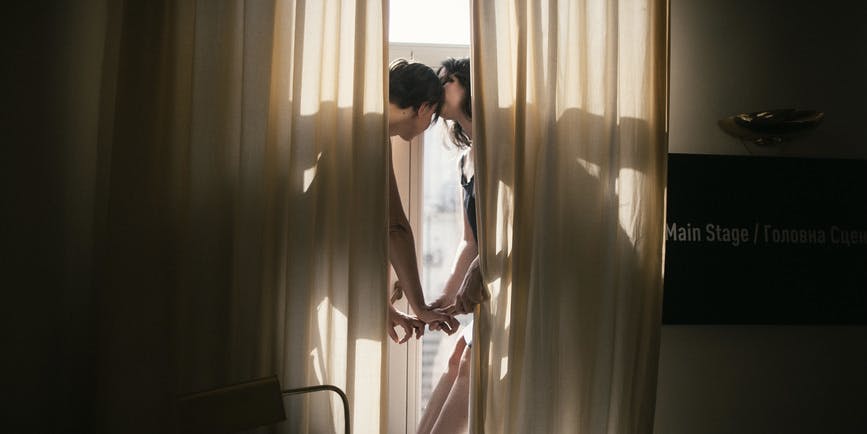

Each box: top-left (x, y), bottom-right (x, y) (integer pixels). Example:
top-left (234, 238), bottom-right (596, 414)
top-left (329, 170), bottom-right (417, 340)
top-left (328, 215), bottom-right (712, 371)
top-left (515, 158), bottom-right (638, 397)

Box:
top-left (718, 109), bottom-right (824, 146)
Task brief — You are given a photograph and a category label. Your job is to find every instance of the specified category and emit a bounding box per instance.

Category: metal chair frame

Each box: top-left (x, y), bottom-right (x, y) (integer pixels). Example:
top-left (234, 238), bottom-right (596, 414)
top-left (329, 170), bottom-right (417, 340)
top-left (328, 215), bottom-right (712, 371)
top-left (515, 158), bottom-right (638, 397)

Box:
top-left (282, 384), bottom-right (351, 434)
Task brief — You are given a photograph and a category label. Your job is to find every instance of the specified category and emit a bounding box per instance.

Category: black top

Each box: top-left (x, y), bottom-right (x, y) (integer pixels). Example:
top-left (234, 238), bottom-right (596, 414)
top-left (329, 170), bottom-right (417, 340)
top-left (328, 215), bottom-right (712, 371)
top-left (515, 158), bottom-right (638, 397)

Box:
top-left (460, 155), bottom-right (478, 243)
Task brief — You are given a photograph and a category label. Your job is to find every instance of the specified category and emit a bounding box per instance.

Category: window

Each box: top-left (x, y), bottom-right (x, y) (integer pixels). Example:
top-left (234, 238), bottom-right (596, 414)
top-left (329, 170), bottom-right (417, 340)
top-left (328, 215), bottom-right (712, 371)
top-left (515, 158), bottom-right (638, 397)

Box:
top-left (389, 0), bottom-right (470, 45)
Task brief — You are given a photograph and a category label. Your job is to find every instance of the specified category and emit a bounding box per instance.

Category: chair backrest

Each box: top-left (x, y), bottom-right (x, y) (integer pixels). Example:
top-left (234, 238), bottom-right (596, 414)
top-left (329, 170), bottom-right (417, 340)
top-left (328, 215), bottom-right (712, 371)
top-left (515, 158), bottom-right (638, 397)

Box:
top-left (174, 375), bottom-right (286, 434)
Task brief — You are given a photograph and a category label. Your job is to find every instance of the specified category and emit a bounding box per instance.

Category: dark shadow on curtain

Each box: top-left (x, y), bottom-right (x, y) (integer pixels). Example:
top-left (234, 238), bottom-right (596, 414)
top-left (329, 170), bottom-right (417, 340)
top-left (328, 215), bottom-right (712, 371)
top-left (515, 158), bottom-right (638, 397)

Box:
top-left (3, 1), bottom-right (388, 432)
top-left (478, 105), bottom-right (664, 432)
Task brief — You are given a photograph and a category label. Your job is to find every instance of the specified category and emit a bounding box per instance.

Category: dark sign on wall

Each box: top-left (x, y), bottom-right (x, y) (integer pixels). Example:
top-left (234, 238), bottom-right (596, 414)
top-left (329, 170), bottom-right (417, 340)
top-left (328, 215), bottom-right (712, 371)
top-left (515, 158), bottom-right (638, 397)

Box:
top-left (663, 153), bottom-right (867, 324)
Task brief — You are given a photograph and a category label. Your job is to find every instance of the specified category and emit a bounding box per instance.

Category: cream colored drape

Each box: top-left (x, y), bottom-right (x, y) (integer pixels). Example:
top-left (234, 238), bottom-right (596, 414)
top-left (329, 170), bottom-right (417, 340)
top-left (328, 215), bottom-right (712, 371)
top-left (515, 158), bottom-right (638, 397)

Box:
top-left (164, 2), bottom-right (390, 433)
top-left (470, 0), bottom-right (668, 433)
top-left (4, 1), bottom-right (389, 433)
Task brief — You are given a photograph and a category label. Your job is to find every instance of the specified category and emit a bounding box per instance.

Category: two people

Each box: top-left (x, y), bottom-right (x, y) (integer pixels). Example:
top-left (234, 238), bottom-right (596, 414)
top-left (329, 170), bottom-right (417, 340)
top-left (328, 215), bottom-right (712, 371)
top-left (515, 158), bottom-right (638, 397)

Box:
top-left (386, 57), bottom-right (486, 434)
top-left (386, 59), bottom-right (460, 342)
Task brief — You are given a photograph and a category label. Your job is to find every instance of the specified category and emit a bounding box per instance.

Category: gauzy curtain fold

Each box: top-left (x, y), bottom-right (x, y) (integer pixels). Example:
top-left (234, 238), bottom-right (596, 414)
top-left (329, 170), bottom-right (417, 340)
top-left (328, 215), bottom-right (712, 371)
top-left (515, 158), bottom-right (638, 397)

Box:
top-left (470, 0), bottom-right (668, 433)
top-left (4, 1), bottom-right (388, 433)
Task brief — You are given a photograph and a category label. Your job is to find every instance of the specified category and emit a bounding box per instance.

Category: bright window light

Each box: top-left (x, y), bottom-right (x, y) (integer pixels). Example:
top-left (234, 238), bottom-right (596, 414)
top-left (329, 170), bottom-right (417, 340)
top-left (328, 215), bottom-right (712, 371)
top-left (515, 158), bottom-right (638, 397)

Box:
top-left (389, 0), bottom-right (470, 45)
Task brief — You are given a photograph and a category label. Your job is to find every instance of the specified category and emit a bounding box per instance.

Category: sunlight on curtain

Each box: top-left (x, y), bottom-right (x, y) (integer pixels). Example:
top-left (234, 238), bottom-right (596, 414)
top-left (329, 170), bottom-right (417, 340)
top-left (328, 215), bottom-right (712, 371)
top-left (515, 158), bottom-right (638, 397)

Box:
top-left (57, 0), bottom-right (392, 432)
top-left (354, 338), bottom-right (385, 431)
top-left (471, 1), bottom-right (668, 433)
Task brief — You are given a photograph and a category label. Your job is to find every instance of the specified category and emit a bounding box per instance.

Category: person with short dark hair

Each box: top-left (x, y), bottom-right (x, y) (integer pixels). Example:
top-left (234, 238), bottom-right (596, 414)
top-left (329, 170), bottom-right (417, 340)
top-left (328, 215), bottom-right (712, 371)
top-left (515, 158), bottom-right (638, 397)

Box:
top-left (386, 59), bottom-right (459, 344)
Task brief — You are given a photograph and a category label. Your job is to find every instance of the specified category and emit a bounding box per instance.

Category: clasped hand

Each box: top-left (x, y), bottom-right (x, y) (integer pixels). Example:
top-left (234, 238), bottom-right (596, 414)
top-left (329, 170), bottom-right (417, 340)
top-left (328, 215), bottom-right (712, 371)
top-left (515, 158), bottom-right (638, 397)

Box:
top-left (388, 282), bottom-right (460, 343)
top-left (433, 258), bottom-right (489, 316)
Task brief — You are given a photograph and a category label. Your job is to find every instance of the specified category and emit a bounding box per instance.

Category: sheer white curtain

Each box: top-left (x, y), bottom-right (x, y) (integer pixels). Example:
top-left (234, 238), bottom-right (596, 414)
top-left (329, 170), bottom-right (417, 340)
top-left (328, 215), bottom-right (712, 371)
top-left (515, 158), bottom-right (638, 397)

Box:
top-left (4, 1), bottom-right (389, 433)
top-left (470, 0), bottom-right (668, 433)
top-left (162, 2), bottom-right (390, 433)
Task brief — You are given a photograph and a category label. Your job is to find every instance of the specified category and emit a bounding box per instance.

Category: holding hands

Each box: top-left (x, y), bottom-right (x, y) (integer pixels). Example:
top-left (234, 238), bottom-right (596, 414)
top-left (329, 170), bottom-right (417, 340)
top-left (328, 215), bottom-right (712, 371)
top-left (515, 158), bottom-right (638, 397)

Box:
top-left (389, 281), bottom-right (460, 343)
top-left (433, 256), bottom-right (489, 316)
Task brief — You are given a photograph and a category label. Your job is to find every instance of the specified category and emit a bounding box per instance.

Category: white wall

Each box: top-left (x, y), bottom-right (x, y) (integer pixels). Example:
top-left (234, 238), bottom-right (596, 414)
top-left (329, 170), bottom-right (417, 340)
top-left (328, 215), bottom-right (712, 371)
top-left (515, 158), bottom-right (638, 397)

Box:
top-left (655, 326), bottom-right (867, 434)
top-left (655, 1), bottom-right (867, 433)
top-left (668, 0), bottom-right (867, 159)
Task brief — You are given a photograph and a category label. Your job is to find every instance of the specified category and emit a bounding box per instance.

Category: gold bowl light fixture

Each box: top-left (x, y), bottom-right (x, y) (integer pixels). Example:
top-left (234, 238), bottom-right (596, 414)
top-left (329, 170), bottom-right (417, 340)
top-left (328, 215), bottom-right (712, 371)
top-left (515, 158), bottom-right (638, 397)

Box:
top-left (718, 109), bottom-right (824, 146)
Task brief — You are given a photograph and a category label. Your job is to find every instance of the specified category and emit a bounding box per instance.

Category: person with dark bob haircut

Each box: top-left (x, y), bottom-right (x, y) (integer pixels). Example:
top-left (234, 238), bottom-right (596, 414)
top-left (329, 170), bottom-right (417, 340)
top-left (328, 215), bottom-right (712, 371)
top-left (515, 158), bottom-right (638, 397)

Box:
top-left (417, 56), bottom-right (487, 434)
top-left (437, 57), bottom-right (472, 149)
top-left (386, 59), bottom-right (459, 344)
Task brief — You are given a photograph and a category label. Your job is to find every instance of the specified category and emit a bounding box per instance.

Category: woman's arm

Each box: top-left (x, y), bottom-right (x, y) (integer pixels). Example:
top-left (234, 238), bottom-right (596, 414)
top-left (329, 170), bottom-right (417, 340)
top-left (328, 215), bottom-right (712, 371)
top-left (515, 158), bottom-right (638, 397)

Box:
top-left (431, 198), bottom-right (478, 309)
top-left (448, 255), bottom-right (488, 315)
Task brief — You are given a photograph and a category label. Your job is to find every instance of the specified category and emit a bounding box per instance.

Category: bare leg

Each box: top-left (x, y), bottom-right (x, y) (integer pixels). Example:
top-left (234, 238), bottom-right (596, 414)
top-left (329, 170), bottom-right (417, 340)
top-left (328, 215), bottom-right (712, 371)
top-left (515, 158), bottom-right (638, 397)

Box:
top-left (429, 343), bottom-right (471, 434)
top-left (417, 337), bottom-right (467, 434)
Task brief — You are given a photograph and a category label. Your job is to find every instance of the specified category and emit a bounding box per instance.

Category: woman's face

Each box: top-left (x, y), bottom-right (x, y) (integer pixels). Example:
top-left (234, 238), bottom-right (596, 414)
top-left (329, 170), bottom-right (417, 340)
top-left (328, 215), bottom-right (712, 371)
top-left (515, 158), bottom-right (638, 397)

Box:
top-left (439, 72), bottom-right (467, 121)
